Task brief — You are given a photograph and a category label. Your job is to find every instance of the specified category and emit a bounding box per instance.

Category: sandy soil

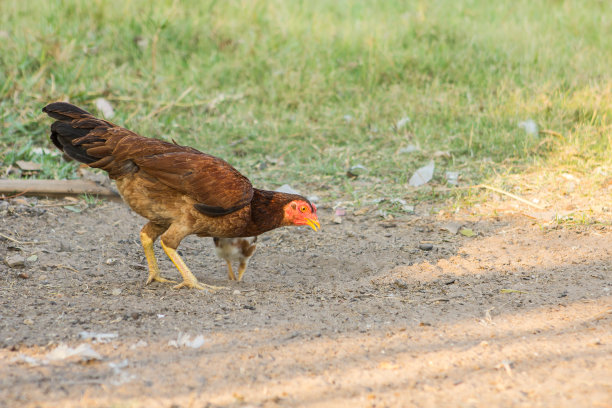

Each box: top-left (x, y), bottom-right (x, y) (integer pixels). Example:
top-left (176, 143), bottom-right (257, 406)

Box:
top-left (0, 196), bottom-right (611, 407)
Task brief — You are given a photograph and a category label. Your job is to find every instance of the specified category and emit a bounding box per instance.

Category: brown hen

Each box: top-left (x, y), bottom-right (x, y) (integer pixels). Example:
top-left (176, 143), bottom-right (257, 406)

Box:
top-left (43, 102), bottom-right (319, 290)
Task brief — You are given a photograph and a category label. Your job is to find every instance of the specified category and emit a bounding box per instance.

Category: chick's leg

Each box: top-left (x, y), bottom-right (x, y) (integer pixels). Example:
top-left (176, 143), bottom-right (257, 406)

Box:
top-left (160, 227), bottom-right (225, 291)
top-left (140, 223), bottom-right (176, 285)
top-left (226, 261), bottom-right (237, 281)
top-left (237, 261), bottom-right (249, 282)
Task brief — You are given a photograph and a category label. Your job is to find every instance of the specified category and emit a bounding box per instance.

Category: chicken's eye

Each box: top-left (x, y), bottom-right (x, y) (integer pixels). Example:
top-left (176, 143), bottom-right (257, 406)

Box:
top-left (300, 206), bottom-right (308, 213)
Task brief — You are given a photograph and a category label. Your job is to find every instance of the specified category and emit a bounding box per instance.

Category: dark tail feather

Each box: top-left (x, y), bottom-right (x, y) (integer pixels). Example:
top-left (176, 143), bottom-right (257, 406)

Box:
top-left (42, 102), bottom-right (92, 121)
top-left (43, 102), bottom-right (109, 165)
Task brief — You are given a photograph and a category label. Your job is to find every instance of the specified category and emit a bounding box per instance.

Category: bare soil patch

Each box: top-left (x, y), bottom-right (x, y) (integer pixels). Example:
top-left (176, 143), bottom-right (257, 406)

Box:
top-left (1, 197), bottom-right (611, 407)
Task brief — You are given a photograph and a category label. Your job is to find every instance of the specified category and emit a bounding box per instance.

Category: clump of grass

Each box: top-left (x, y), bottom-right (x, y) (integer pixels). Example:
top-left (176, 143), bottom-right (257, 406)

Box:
top-left (2, 140), bottom-right (77, 180)
top-left (0, 0), bottom-right (610, 209)
top-left (79, 193), bottom-right (104, 207)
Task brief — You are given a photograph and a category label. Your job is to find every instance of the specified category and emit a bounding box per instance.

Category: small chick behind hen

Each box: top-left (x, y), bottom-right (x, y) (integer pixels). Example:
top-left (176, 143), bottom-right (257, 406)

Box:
top-left (213, 237), bottom-right (258, 281)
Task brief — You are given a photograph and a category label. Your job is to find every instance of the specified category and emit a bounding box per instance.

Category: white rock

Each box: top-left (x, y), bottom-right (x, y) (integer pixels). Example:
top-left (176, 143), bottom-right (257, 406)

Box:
top-left (396, 116), bottom-right (411, 129)
top-left (94, 98), bottom-right (115, 118)
top-left (399, 145), bottom-right (419, 154)
top-left (78, 331), bottom-right (119, 343)
top-left (409, 161), bottom-right (435, 187)
top-left (46, 343), bottom-right (102, 362)
top-left (445, 171), bottom-right (459, 185)
top-left (518, 119), bottom-right (538, 136)
top-left (275, 184), bottom-right (301, 195)
top-left (129, 340), bottom-right (148, 349)
top-left (4, 254), bottom-right (25, 268)
top-left (168, 333), bottom-right (207, 349)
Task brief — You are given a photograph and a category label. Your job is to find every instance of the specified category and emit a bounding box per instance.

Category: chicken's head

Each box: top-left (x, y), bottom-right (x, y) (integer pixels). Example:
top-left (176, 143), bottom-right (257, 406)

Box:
top-left (284, 200), bottom-right (320, 231)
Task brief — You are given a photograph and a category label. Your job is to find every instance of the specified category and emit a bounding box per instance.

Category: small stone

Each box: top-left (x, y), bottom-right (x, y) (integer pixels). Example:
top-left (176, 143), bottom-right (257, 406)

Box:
top-left (18, 272), bottom-right (29, 279)
top-left (232, 289), bottom-right (241, 295)
top-left (105, 258), bottom-right (117, 265)
top-left (275, 184), bottom-right (300, 195)
top-left (130, 340), bottom-right (148, 349)
top-left (332, 216), bottom-right (343, 224)
top-left (26, 255), bottom-right (38, 263)
top-left (94, 97), bottom-right (115, 118)
top-left (445, 171), bottom-right (460, 185)
top-left (111, 288), bottom-right (122, 296)
top-left (58, 242), bottom-right (73, 252)
top-left (394, 279), bottom-right (408, 289)
top-left (15, 160), bottom-right (42, 171)
top-left (419, 243), bottom-right (433, 251)
top-left (23, 319), bottom-right (34, 325)
top-left (4, 254), bottom-right (25, 268)
top-left (441, 222), bottom-right (463, 235)
top-left (399, 145), bottom-right (419, 154)
top-left (396, 116), bottom-right (411, 129)
top-left (129, 263), bottom-right (146, 271)
top-left (518, 119), bottom-right (538, 136)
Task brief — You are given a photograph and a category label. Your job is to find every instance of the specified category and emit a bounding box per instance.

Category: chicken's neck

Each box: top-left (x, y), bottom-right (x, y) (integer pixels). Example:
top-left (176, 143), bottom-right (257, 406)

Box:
top-left (243, 189), bottom-right (304, 236)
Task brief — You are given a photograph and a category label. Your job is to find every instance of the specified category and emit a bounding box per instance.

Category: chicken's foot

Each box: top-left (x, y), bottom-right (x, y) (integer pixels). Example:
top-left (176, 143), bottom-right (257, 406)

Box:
top-left (226, 261), bottom-right (237, 281)
top-left (160, 240), bottom-right (225, 291)
top-left (237, 261), bottom-right (249, 282)
top-left (140, 227), bottom-right (176, 285)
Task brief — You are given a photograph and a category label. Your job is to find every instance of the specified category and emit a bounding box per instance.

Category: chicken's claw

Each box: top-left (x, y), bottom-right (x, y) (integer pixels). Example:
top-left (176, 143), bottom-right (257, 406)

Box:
top-left (173, 280), bottom-right (226, 292)
top-left (146, 274), bottom-right (177, 285)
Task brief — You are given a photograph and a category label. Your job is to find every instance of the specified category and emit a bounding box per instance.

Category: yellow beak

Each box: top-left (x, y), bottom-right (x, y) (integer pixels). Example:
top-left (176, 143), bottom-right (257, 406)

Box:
top-left (304, 217), bottom-right (321, 232)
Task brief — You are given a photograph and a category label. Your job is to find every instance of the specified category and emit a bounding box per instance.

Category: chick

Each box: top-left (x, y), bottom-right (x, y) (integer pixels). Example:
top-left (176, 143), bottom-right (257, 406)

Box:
top-left (213, 237), bottom-right (258, 281)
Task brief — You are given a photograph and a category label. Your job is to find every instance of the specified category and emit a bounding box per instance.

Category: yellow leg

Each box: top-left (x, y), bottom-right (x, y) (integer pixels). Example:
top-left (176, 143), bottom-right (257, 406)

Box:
top-left (226, 261), bottom-right (237, 281)
top-left (140, 228), bottom-right (175, 285)
top-left (237, 261), bottom-right (248, 282)
top-left (160, 240), bottom-right (225, 291)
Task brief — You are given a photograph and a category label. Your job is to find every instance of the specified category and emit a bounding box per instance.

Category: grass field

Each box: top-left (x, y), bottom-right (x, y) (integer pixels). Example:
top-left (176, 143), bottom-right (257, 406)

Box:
top-left (1, 0), bottom-right (611, 210)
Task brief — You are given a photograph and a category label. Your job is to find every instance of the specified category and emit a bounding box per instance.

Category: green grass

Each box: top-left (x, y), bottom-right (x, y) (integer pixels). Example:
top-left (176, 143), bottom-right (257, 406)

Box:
top-left (1, 0), bottom-right (611, 209)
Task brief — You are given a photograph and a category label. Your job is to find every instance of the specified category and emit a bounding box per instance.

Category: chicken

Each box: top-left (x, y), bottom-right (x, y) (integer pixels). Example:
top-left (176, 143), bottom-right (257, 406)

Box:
top-left (213, 237), bottom-right (257, 281)
top-left (43, 102), bottom-right (320, 291)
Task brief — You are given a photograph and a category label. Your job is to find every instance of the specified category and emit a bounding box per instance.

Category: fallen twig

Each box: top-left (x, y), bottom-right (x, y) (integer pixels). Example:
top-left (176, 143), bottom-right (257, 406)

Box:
top-left (0, 232), bottom-right (49, 245)
top-left (434, 183), bottom-right (546, 209)
top-left (144, 86), bottom-right (194, 120)
top-left (539, 129), bottom-right (564, 138)
top-left (0, 189), bottom-right (30, 200)
top-left (588, 306), bottom-right (612, 321)
top-left (54, 264), bottom-right (80, 274)
top-left (478, 184), bottom-right (545, 210)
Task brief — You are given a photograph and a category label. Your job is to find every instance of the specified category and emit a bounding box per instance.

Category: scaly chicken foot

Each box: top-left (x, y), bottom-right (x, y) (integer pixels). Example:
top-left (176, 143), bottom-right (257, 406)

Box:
top-left (140, 228), bottom-right (176, 285)
top-left (146, 273), bottom-right (176, 285)
top-left (226, 261), bottom-right (237, 281)
top-left (237, 261), bottom-right (248, 282)
top-left (160, 240), bottom-right (225, 291)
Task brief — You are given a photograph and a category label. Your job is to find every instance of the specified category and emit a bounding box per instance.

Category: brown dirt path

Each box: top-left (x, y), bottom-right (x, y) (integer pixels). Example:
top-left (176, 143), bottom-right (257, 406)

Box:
top-left (1, 198), bottom-right (610, 407)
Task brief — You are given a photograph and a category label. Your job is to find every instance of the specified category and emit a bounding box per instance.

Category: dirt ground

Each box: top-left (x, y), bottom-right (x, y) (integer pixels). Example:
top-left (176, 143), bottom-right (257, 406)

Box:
top-left (0, 195), bottom-right (611, 408)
